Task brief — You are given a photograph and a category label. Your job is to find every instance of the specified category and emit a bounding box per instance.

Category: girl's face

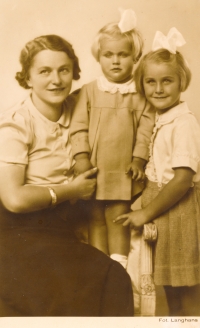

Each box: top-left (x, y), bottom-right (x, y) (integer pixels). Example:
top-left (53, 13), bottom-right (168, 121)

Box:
top-left (27, 50), bottom-right (73, 111)
top-left (99, 37), bottom-right (135, 83)
top-left (143, 61), bottom-right (181, 114)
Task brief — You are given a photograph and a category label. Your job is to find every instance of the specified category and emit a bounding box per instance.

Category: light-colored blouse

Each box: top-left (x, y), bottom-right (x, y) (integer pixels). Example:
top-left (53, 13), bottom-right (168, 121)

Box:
top-left (0, 95), bottom-right (75, 186)
top-left (145, 102), bottom-right (200, 186)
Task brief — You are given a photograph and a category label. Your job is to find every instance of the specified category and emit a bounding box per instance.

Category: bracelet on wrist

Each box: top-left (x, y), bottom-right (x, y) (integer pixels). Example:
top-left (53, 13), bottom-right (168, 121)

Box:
top-left (48, 187), bottom-right (57, 207)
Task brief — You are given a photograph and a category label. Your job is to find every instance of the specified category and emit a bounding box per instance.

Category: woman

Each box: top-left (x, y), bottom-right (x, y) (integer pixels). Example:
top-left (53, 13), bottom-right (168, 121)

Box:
top-left (0, 34), bottom-right (133, 316)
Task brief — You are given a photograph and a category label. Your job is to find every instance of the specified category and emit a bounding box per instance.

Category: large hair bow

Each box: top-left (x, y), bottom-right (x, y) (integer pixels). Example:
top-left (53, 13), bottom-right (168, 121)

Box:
top-left (152, 27), bottom-right (186, 54)
top-left (118, 8), bottom-right (137, 33)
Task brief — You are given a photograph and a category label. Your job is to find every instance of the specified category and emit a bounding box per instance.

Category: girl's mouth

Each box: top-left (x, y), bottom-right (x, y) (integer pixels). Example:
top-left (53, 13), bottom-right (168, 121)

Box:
top-left (154, 96), bottom-right (167, 99)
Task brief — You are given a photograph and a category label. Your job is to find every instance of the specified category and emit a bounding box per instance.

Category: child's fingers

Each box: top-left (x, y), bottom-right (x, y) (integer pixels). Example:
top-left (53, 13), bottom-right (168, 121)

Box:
top-left (122, 218), bottom-right (131, 226)
top-left (125, 164), bottom-right (131, 174)
top-left (133, 170), bottom-right (146, 182)
top-left (132, 169), bottom-right (139, 180)
top-left (113, 213), bottom-right (129, 223)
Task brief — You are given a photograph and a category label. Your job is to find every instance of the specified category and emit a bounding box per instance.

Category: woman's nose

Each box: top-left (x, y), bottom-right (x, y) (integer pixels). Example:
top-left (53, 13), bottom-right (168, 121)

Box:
top-left (52, 71), bottom-right (61, 84)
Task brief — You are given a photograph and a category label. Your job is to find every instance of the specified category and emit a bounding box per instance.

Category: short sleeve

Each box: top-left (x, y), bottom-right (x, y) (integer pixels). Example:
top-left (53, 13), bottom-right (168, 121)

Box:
top-left (172, 114), bottom-right (200, 172)
top-left (0, 108), bottom-right (33, 167)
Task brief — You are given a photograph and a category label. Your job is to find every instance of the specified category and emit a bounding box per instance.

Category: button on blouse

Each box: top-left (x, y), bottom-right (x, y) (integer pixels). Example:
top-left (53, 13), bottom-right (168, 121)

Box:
top-left (0, 95), bottom-right (75, 185)
top-left (145, 102), bottom-right (200, 184)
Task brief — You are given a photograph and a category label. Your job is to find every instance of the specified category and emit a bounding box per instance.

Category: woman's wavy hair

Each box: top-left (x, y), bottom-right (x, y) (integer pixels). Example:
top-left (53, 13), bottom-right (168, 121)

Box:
top-left (134, 48), bottom-right (191, 96)
top-left (91, 22), bottom-right (144, 63)
top-left (15, 34), bottom-right (81, 89)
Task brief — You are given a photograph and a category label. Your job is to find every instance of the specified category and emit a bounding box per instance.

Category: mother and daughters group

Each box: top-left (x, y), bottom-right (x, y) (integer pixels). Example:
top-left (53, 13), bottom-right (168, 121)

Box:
top-left (0, 8), bottom-right (199, 317)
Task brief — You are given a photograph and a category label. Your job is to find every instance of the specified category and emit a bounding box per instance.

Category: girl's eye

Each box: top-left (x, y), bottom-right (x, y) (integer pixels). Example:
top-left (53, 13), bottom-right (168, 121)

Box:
top-left (120, 53), bottom-right (129, 58)
top-left (163, 79), bottom-right (172, 84)
top-left (146, 80), bottom-right (155, 85)
top-left (102, 52), bottom-right (112, 58)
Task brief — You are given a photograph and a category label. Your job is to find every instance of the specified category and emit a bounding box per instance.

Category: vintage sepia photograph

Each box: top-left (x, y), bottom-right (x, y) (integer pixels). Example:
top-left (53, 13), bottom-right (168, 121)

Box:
top-left (0, 0), bottom-right (200, 327)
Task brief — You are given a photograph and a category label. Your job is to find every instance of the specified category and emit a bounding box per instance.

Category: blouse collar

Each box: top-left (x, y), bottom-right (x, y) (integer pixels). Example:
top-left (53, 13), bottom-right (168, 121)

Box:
top-left (156, 101), bottom-right (193, 125)
top-left (97, 75), bottom-right (137, 94)
top-left (25, 95), bottom-right (71, 128)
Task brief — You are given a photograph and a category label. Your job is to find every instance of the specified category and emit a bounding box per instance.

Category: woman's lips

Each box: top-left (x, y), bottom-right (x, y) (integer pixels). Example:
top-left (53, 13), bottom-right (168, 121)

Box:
top-left (47, 88), bottom-right (65, 92)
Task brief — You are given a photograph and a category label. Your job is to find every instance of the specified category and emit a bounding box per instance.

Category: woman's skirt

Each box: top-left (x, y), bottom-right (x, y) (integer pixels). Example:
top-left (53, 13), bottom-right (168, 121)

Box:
top-left (0, 201), bottom-right (133, 316)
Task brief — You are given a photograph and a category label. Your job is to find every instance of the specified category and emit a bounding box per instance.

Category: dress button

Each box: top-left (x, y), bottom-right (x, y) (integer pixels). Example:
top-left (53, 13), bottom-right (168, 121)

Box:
top-left (63, 171), bottom-right (67, 175)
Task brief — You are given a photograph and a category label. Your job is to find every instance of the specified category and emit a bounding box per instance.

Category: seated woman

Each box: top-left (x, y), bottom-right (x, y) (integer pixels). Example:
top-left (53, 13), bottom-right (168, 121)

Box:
top-left (0, 34), bottom-right (133, 316)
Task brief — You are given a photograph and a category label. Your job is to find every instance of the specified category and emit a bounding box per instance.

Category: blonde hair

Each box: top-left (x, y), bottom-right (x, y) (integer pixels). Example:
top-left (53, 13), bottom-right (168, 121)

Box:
top-left (91, 22), bottom-right (143, 63)
top-left (134, 49), bottom-right (191, 96)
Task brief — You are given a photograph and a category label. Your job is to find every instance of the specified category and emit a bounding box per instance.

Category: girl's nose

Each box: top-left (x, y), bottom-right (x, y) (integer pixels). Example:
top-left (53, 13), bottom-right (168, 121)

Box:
top-left (155, 82), bottom-right (163, 93)
top-left (52, 71), bottom-right (61, 84)
top-left (112, 54), bottom-right (120, 64)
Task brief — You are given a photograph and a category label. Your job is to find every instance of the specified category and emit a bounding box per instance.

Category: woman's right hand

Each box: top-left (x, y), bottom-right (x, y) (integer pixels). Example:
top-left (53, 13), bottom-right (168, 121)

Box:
top-left (72, 167), bottom-right (98, 200)
top-left (74, 158), bottom-right (94, 176)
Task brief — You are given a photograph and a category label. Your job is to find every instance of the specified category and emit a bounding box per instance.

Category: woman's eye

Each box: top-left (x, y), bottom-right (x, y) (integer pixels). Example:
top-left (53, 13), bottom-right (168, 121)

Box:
top-left (40, 70), bottom-right (50, 75)
top-left (60, 68), bottom-right (70, 73)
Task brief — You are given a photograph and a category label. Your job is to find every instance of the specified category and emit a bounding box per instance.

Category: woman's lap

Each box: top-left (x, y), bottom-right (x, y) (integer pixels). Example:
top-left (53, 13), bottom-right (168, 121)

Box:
top-left (0, 203), bottom-right (133, 316)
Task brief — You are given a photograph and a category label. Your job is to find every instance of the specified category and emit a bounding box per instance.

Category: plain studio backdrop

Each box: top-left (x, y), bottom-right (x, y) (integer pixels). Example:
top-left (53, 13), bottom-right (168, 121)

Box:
top-left (0, 0), bottom-right (200, 325)
top-left (0, 0), bottom-right (200, 120)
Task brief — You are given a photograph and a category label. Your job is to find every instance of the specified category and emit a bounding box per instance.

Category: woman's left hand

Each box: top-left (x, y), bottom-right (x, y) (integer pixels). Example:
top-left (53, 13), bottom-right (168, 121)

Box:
top-left (113, 209), bottom-right (149, 229)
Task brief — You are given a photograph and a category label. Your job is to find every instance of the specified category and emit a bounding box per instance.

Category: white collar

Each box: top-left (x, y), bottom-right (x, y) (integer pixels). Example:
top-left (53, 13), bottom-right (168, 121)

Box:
top-left (156, 102), bottom-right (193, 125)
top-left (25, 95), bottom-right (71, 128)
top-left (97, 75), bottom-right (137, 94)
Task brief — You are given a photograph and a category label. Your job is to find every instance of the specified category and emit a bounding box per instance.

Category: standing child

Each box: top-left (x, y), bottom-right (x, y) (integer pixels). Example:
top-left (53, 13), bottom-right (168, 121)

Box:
top-left (115, 28), bottom-right (200, 315)
top-left (70, 8), bottom-right (155, 269)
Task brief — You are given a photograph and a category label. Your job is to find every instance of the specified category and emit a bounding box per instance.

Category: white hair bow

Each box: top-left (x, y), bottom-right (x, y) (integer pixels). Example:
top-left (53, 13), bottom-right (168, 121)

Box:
top-left (152, 27), bottom-right (186, 54)
top-left (118, 8), bottom-right (137, 33)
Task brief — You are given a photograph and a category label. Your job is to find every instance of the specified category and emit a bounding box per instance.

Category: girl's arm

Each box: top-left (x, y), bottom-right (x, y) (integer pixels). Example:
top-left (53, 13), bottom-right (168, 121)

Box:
top-left (70, 85), bottom-right (91, 157)
top-left (0, 164), bottom-right (97, 213)
top-left (133, 98), bottom-right (155, 161)
top-left (115, 167), bottom-right (194, 228)
top-left (70, 85), bottom-right (93, 175)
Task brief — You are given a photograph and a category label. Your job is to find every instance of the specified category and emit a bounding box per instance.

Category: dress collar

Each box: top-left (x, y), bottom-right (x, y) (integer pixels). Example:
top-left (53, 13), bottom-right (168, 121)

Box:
top-left (97, 75), bottom-right (137, 94)
top-left (156, 101), bottom-right (193, 125)
top-left (25, 94), bottom-right (71, 128)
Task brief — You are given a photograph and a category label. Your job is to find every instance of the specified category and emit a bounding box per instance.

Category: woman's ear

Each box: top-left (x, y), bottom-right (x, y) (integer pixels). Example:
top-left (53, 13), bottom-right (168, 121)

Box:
top-left (26, 76), bottom-right (32, 88)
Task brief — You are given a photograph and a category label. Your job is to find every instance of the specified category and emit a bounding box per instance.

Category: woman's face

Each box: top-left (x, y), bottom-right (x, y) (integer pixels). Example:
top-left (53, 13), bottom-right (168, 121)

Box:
top-left (27, 50), bottom-right (73, 110)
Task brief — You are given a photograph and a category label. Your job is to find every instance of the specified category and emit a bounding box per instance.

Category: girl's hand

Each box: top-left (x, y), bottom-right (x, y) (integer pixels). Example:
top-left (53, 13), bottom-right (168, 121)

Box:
top-left (74, 158), bottom-right (93, 176)
top-left (72, 167), bottom-right (97, 200)
top-left (126, 158), bottom-right (146, 182)
top-left (114, 209), bottom-right (149, 229)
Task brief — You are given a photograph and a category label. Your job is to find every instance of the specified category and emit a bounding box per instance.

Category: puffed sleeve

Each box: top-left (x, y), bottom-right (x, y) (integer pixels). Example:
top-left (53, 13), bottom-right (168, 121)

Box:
top-left (172, 113), bottom-right (200, 172)
top-left (133, 95), bottom-right (155, 161)
top-left (0, 108), bottom-right (33, 167)
top-left (70, 84), bottom-right (91, 156)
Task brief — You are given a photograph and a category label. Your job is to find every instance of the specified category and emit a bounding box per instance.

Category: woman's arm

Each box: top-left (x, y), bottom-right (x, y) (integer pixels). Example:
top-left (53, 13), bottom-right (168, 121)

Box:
top-left (0, 164), bottom-right (97, 213)
top-left (114, 167), bottom-right (194, 228)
